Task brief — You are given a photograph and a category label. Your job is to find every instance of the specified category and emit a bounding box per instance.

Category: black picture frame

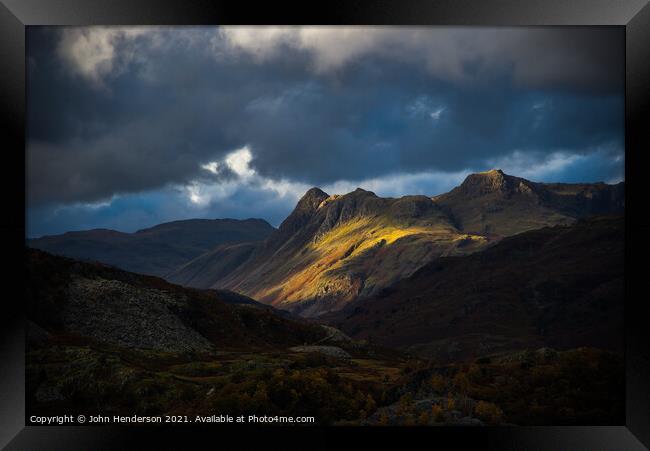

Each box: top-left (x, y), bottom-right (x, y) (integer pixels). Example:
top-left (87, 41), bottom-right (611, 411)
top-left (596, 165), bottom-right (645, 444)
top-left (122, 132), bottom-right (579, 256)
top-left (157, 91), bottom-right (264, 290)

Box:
top-left (2, 1), bottom-right (649, 449)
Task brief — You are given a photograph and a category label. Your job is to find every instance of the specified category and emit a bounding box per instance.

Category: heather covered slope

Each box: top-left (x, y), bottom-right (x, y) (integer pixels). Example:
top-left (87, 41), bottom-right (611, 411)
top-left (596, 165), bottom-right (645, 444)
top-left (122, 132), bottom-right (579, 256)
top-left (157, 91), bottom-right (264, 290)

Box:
top-left (28, 218), bottom-right (275, 277)
top-left (172, 171), bottom-right (624, 317)
top-left (327, 215), bottom-right (624, 362)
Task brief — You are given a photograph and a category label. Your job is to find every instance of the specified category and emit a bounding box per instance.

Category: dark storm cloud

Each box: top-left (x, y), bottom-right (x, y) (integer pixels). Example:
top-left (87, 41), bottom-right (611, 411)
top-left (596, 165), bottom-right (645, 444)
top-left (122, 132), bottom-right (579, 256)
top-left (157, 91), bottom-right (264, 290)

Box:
top-left (27, 26), bottom-right (624, 208)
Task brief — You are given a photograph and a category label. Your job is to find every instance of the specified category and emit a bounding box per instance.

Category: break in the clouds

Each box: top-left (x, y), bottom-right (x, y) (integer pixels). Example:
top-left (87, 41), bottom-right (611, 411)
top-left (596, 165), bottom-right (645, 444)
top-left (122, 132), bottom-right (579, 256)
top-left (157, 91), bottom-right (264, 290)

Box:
top-left (26, 26), bottom-right (624, 237)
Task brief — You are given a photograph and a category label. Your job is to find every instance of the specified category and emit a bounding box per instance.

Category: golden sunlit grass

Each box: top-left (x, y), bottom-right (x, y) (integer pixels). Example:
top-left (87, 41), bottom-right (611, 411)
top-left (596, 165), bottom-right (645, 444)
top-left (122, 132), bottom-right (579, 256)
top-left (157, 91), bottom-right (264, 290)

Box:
top-left (252, 215), bottom-right (490, 308)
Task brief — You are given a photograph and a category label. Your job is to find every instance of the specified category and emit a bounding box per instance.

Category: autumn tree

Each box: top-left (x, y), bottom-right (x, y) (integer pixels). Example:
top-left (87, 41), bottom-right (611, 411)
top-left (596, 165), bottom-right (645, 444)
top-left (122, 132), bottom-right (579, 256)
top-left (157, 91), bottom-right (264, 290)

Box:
top-left (475, 401), bottom-right (504, 424)
top-left (429, 373), bottom-right (446, 392)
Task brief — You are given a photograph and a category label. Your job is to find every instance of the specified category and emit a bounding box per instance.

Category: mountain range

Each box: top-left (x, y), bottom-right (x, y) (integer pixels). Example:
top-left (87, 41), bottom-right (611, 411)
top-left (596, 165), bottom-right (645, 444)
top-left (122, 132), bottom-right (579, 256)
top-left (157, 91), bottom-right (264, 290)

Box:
top-left (28, 170), bottom-right (624, 317)
top-left (168, 169), bottom-right (623, 316)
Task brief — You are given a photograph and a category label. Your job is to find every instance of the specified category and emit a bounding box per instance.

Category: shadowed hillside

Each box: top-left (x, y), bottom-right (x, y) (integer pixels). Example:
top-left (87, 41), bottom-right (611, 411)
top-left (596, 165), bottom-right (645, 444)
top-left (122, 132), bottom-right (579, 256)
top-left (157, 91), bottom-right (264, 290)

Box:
top-left (26, 248), bottom-right (325, 351)
top-left (327, 215), bottom-right (624, 362)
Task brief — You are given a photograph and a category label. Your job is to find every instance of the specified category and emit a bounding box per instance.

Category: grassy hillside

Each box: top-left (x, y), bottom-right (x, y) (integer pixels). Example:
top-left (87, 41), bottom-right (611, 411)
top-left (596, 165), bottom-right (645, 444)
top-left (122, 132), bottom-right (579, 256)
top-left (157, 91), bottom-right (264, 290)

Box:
top-left (218, 190), bottom-right (491, 316)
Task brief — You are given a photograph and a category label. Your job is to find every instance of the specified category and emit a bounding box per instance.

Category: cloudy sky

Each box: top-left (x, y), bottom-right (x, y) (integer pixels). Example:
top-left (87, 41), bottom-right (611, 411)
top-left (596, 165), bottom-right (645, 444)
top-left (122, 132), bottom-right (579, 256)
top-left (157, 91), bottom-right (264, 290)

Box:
top-left (26, 26), bottom-right (624, 237)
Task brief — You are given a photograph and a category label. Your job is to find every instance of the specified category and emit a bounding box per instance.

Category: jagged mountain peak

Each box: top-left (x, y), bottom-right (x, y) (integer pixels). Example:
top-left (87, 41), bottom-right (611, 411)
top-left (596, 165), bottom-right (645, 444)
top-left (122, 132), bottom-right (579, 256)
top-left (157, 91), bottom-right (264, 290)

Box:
top-left (456, 168), bottom-right (536, 199)
top-left (484, 168), bottom-right (505, 175)
top-left (297, 187), bottom-right (330, 208)
top-left (276, 187), bottom-right (330, 234)
top-left (296, 186), bottom-right (380, 219)
top-left (351, 187), bottom-right (374, 194)
top-left (467, 168), bottom-right (506, 178)
top-left (303, 186), bottom-right (329, 198)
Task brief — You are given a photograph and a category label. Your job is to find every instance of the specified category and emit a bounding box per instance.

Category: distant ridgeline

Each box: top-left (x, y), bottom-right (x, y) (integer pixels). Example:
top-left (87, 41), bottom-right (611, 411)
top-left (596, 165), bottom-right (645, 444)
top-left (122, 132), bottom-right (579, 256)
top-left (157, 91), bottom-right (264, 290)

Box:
top-left (28, 218), bottom-right (275, 277)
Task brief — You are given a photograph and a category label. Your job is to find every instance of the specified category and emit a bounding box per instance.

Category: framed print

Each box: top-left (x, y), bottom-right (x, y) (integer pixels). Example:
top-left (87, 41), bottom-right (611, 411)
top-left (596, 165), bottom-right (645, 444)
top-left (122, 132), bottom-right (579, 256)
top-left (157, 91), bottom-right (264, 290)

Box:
top-left (2, 0), bottom-right (649, 449)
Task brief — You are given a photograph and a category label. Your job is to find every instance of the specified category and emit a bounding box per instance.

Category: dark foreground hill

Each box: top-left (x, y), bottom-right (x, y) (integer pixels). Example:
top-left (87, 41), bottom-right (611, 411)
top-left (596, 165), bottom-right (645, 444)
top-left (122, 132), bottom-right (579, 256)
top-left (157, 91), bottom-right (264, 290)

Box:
top-left (327, 215), bottom-right (624, 362)
top-left (28, 218), bottom-right (274, 277)
top-left (26, 248), bottom-right (410, 424)
top-left (26, 247), bottom-right (322, 352)
top-left (26, 248), bottom-right (623, 425)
